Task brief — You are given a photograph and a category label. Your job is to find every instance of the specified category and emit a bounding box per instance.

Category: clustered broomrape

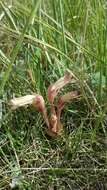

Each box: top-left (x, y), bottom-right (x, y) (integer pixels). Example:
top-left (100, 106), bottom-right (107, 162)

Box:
top-left (10, 70), bottom-right (78, 137)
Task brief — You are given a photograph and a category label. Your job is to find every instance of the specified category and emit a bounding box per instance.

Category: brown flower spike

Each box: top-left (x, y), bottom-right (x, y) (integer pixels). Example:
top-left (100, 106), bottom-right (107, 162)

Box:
top-left (9, 70), bottom-right (78, 137)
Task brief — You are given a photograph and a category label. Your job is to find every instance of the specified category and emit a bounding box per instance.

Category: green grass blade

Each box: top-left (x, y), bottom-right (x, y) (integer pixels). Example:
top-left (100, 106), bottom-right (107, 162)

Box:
top-left (0, 0), bottom-right (41, 96)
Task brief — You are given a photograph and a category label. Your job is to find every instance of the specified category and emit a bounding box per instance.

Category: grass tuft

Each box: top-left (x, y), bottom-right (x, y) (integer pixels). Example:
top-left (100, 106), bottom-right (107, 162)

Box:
top-left (0, 0), bottom-right (107, 189)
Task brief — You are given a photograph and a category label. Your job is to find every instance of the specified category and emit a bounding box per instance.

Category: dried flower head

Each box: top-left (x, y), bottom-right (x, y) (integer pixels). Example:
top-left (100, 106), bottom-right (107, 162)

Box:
top-left (48, 70), bottom-right (73, 104)
top-left (10, 94), bottom-right (49, 128)
top-left (10, 95), bottom-right (36, 110)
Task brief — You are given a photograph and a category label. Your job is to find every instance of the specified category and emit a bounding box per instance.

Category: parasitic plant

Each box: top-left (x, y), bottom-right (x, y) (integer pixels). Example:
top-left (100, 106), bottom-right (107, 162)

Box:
top-left (10, 70), bottom-right (78, 137)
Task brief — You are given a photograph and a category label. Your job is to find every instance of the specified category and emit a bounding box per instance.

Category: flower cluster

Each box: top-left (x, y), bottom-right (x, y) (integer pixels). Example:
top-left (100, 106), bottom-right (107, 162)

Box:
top-left (10, 70), bottom-right (78, 137)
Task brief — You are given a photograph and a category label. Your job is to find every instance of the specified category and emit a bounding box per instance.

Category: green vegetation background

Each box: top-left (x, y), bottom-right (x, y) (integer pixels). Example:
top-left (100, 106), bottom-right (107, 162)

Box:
top-left (0, 0), bottom-right (107, 189)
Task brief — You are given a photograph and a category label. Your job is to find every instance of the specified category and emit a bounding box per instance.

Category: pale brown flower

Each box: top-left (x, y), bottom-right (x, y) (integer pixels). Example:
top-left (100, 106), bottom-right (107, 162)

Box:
top-left (9, 70), bottom-right (78, 137)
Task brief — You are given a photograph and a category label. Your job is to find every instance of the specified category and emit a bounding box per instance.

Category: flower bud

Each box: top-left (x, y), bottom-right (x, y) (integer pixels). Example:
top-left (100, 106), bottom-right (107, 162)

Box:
top-left (48, 70), bottom-right (73, 104)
